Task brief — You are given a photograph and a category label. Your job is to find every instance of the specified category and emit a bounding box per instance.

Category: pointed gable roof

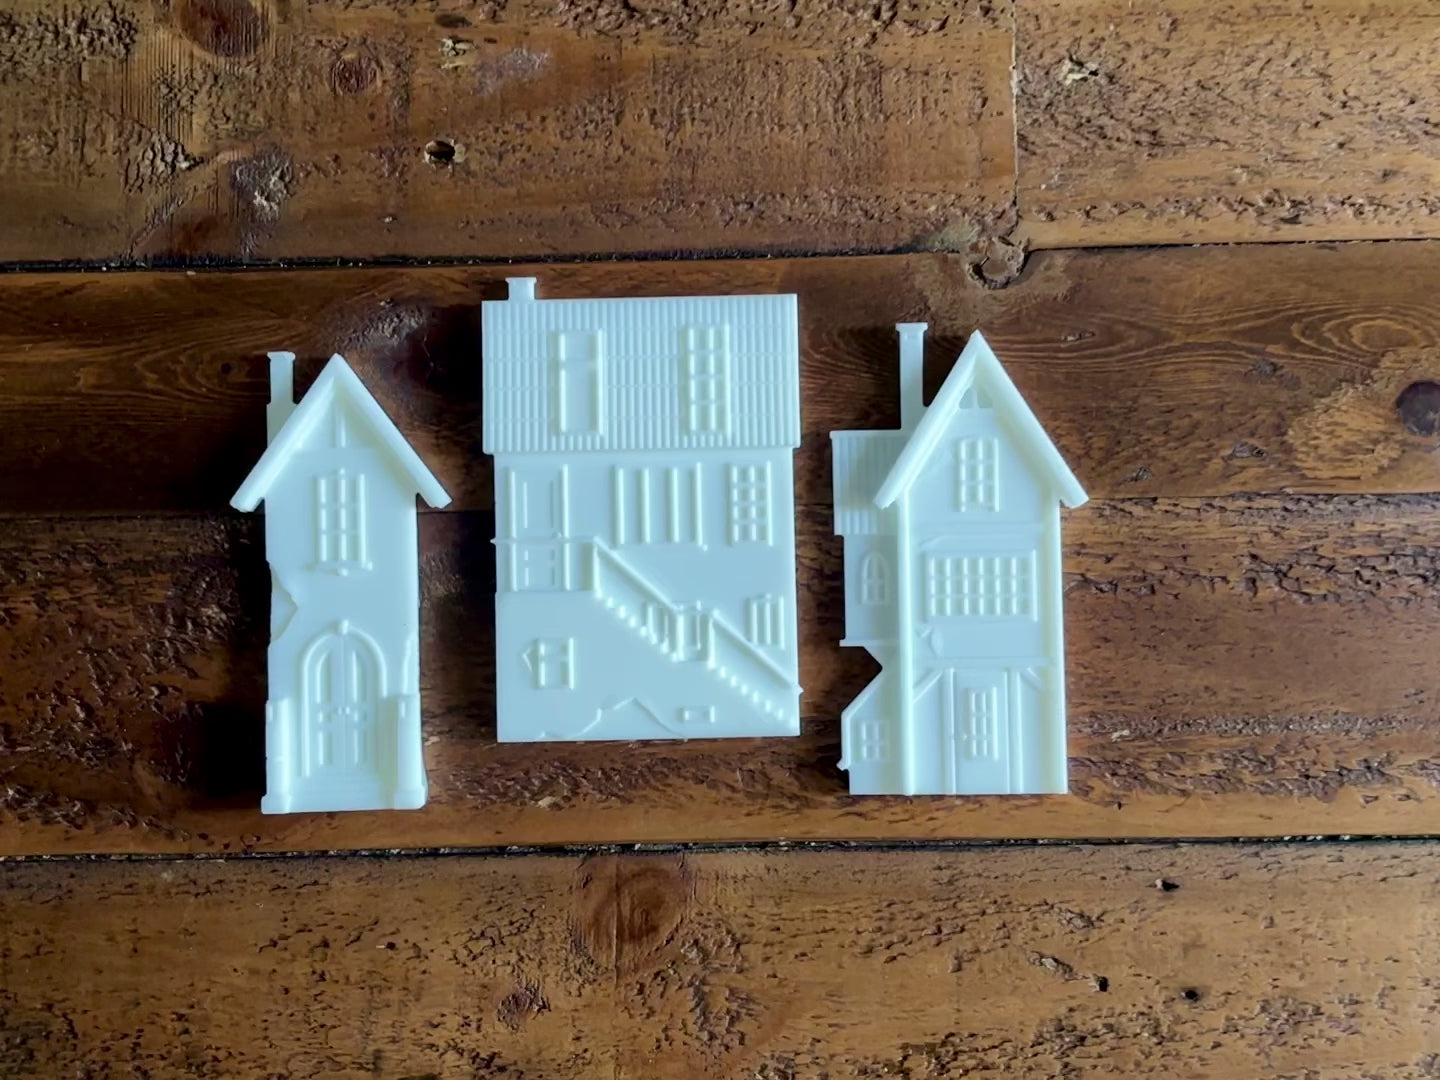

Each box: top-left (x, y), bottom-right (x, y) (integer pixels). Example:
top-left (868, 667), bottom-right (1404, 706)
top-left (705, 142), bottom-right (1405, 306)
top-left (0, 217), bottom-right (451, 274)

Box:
top-left (231, 354), bottom-right (451, 512)
top-left (873, 331), bottom-right (1087, 510)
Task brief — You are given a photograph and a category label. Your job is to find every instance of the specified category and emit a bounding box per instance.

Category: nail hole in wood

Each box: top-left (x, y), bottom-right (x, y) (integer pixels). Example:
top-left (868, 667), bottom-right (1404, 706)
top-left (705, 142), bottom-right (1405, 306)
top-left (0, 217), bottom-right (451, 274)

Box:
top-left (424, 139), bottom-right (456, 167)
top-left (1396, 380), bottom-right (1440, 436)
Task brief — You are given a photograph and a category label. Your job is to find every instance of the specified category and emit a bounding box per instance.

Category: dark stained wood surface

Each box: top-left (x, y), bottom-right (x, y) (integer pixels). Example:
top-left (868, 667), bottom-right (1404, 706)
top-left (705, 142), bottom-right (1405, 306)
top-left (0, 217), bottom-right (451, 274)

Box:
top-left (7, 244), bottom-right (1440, 517)
top-left (7, 493), bottom-right (1440, 854)
top-left (1017, 0), bottom-right (1440, 248)
top-left (0, 0), bottom-right (1014, 264)
top-left (3, 843), bottom-right (1438, 1077)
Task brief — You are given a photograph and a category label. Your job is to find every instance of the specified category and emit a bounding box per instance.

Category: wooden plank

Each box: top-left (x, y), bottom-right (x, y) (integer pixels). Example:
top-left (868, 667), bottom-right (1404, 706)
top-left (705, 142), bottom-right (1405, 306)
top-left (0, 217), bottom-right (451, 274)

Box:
top-left (1017, 0), bottom-right (1440, 247)
top-left (0, 0), bottom-right (1013, 264)
top-left (7, 245), bottom-right (1440, 515)
top-left (7, 495), bottom-right (1440, 855)
top-left (2, 843), bottom-right (1438, 1077)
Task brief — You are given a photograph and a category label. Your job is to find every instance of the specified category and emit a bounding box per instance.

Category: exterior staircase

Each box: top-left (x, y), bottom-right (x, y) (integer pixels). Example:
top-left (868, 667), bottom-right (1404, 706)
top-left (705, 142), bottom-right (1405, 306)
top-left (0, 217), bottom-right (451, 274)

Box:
top-left (588, 539), bottom-right (797, 724)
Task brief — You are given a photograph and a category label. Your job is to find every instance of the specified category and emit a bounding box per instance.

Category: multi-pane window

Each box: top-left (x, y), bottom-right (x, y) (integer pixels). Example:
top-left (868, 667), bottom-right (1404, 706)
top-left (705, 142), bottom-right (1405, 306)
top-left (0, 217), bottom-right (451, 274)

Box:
top-left (961, 686), bottom-right (1000, 760)
top-left (925, 553), bottom-right (1034, 617)
top-left (316, 469), bottom-right (367, 572)
top-left (857, 719), bottom-right (890, 762)
top-left (726, 463), bottom-right (771, 545)
top-left (682, 326), bottom-right (730, 435)
top-left (955, 437), bottom-right (998, 511)
top-left (528, 638), bottom-right (575, 689)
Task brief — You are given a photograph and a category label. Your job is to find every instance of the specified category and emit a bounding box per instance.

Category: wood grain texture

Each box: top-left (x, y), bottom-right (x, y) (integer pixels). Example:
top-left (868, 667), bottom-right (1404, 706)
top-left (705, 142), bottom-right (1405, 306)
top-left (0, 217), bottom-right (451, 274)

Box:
top-left (2, 843), bottom-right (1438, 1077)
top-left (1017, 0), bottom-right (1440, 247)
top-left (8, 494), bottom-right (1440, 854)
top-left (0, 0), bottom-right (1014, 263)
top-left (7, 244), bottom-right (1440, 516)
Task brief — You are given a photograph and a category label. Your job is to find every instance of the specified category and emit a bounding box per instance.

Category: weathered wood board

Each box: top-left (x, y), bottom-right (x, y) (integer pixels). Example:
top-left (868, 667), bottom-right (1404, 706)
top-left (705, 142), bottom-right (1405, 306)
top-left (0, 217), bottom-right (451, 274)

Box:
top-left (7, 493), bottom-right (1440, 854)
top-left (6, 242), bottom-right (1440, 852)
top-left (1017, 0), bottom-right (1440, 247)
top-left (2, 843), bottom-right (1437, 1078)
top-left (0, 0), bottom-right (1014, 263)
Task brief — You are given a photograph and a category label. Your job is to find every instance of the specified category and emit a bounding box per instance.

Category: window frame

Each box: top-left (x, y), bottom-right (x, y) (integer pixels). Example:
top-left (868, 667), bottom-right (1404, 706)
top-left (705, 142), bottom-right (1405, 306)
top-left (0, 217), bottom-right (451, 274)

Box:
top-left (315, 468), bottom-right (369, 574)
top-left (955, 437), bottom-right (999, 512)
top-left (529, 638), bottom-right (575, 689)
top-left (925, 553), bottom-right (1035, 618)
top-left (681, 326), bottom-right (731, 435)
top-left (726, 462), bottom-right (771, 545)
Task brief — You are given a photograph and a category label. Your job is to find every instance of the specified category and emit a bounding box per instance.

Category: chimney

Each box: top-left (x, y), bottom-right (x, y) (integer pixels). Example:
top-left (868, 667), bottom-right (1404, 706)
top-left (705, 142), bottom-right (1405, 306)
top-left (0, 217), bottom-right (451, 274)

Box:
top-left (266, 351), bottom-right (296, 443)
top-left (896, 323), bottom-right (927, 429)
top-left (507, 277), bottom-right (537, 302)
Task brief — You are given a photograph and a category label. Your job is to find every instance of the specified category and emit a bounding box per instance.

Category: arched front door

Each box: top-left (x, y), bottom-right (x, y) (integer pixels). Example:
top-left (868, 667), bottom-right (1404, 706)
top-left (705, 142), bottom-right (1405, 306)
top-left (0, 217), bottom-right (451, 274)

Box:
top-left (303, 628), bottom-right (381, 780)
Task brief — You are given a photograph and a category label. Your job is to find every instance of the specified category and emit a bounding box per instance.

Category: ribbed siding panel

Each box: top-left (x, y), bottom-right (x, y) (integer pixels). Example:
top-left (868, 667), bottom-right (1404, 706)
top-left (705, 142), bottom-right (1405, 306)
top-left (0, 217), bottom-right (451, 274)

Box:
top-left (832, 431), bottom-right (905, 535)
top-left (482, 294), bottom-right (800, 455)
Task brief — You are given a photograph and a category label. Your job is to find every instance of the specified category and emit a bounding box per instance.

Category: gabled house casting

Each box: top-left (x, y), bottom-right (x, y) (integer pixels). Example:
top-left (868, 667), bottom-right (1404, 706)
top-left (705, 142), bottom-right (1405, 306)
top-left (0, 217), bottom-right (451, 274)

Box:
top-left (832, 325), bottom-right (1087, 795)
top-left (232, 352), bottom-right (450, 813)
top-left (482, 277), bottom-right (803, 741)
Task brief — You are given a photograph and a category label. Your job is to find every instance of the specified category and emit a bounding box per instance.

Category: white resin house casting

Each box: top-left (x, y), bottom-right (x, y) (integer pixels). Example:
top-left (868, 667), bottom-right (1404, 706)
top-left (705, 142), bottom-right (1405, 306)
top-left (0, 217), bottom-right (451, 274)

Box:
top-left (832, 326), bottom-right (1087, 795)
top-left (232, 353), bottom-right (450, 814)
top-left (482, 277), bottom-right (803, 741)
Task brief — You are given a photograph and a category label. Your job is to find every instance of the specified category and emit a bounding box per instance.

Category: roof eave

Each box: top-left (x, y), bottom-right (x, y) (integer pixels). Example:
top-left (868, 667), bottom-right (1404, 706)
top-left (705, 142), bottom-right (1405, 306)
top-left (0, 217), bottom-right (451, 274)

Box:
top-left (231, 356), bottom-right (452, 512)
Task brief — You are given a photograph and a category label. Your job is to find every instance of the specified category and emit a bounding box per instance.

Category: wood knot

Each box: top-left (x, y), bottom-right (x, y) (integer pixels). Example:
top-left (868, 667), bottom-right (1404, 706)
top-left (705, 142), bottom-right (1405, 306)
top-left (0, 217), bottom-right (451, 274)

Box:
top-left (572, 855), bottom-right (690, 978)
top-left (495, 980), bottom-right (548, 1031)
top-left (176, 0), bottom-right (267, 58)
top-left (1395, 380), bottom-right (1440, 436)
top-left (330, 52), bottom-right (378, 95)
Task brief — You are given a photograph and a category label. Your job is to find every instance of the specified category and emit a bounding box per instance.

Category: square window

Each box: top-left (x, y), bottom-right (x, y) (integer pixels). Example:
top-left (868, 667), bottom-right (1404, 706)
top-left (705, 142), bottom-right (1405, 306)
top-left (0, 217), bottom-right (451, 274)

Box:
top-left (857, 719), bottom-right (889, 762)
top-left (527, 638), bottom-right (575, 689)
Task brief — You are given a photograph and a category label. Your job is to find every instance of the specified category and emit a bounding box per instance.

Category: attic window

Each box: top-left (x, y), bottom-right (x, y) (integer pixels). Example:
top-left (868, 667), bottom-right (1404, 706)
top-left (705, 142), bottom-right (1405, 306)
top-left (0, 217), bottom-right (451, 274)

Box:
top-left (681, 326), bottom-right (730, 435)
top-left (553, 330), bottom-right (603, 436)
top-left (956, 437), bottom-right (998, 512)
top-left (316, 469), bottom-right (369, 573)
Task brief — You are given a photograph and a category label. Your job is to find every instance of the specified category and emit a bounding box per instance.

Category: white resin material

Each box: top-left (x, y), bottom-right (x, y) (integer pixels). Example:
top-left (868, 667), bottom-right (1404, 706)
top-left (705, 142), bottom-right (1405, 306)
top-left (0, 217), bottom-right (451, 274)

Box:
top-left (232, 353), bottom-right (451, 813)
top-left (832, 326), bottom-right (1087, 795)
top-left (483, 277), bottom-right (802, 742)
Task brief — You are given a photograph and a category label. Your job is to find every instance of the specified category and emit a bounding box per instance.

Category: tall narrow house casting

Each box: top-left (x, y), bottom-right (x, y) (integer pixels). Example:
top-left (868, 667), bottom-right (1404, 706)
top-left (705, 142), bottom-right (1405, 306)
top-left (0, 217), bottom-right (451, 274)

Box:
top-left (483, 278), bottom-right (803, 742)
top-left (233, 353), bottom-right (450, 813)
top-left (832, 326), bottom-right (1087, 795)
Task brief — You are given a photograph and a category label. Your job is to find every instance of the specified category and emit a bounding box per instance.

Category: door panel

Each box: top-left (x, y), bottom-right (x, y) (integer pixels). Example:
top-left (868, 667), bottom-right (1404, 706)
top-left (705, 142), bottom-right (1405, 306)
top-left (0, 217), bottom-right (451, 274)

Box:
top-left (918, 667), bottom-right (1011, 794)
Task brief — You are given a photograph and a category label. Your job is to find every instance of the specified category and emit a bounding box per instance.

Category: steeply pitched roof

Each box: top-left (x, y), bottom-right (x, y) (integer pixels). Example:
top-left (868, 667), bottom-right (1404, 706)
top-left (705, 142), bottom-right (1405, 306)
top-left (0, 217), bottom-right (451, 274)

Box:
top-left (831, 429), bottom-right (906, 535)
top-left (873, 331), bottom-right (1087, 510)
top-left (482, 292), bottom-right (800, 455)
top-left (231, 354), bottom-right (451, 511)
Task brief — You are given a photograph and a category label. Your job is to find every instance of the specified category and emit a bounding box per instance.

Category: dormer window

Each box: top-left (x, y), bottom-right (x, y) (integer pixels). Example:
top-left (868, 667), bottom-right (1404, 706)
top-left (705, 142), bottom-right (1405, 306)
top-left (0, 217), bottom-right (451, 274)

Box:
top-left (956, 437), bottom-right (998, 511)
top-left (681, 326), bottom-right (730, 435)
top-left (553, 330), bottom-right (603, 436)
top-left (316, 468), bottom-right (369, 573)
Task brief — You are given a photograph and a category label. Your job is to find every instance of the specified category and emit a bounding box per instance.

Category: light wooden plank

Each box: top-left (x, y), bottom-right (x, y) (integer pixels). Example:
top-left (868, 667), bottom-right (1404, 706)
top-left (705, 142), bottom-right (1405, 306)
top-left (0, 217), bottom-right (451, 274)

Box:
top-left (0, 0), bottom-right (1013, 263)
top-left (1017, 0), bottom-right (1440, 246)
top-left (1, 844), bottom-right (1437, 1077)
